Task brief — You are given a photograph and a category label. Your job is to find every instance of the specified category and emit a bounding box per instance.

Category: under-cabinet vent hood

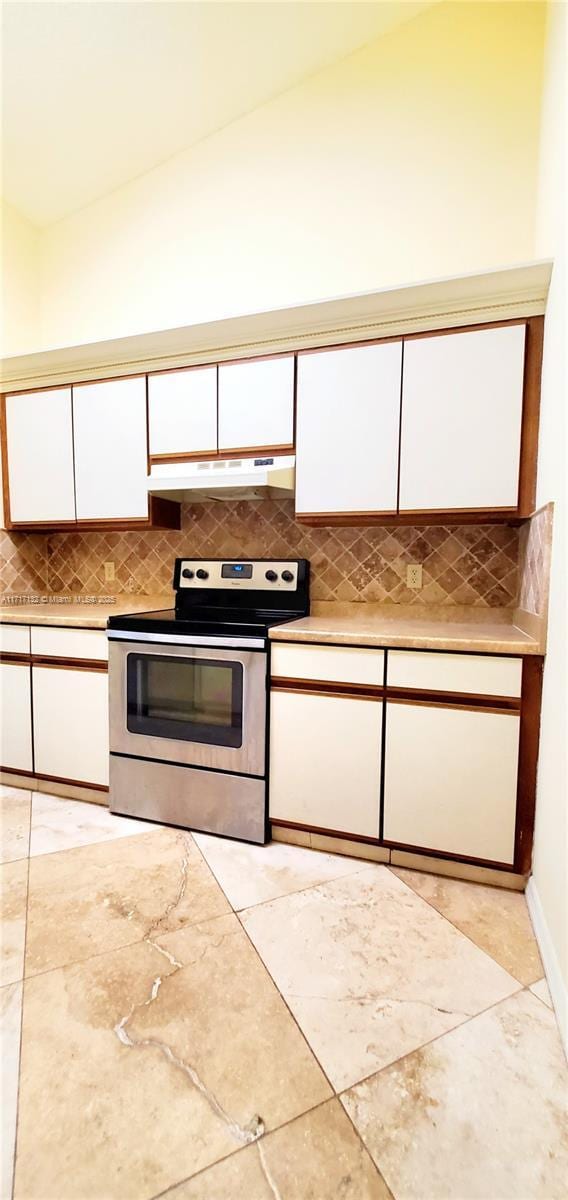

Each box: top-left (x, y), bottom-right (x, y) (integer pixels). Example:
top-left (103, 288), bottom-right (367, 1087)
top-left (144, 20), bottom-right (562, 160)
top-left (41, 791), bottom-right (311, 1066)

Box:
top-left (147, 455), bottom-right (295, 501)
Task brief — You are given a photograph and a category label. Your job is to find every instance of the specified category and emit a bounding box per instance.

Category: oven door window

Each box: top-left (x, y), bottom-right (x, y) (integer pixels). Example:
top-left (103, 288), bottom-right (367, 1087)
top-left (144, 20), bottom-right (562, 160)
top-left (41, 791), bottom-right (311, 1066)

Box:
top-left (126, 654), bottom-right (243, 747)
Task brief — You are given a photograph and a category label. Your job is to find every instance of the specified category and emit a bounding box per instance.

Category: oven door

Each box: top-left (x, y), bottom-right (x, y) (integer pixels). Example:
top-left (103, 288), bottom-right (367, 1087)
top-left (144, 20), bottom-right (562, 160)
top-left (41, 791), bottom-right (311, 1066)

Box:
top-left (109, 638), bottom-right (266, 776)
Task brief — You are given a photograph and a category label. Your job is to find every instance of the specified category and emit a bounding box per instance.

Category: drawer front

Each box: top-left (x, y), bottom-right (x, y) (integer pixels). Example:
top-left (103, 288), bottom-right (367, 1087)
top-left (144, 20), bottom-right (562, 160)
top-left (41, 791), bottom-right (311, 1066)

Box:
top-left (0, 624), bottom-right (30, 654)
top-left (387, 650), bottom-right (522, 698)
top-left (30, 627), bottom-right (109, 662)
top-left (271, 642), bottom-right (384, 687)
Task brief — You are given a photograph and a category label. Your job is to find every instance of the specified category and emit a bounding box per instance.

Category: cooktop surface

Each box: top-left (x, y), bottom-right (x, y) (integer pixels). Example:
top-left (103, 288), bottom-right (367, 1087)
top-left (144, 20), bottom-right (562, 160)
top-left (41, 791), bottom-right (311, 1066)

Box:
top-left (107, 608), bottom-right (293, 640)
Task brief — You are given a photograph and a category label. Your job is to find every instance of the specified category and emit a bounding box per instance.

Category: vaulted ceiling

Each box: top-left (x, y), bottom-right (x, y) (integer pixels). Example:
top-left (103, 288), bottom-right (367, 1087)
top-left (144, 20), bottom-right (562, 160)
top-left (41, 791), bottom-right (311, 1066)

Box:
top-left (1, 1), bottom-right (432, 226)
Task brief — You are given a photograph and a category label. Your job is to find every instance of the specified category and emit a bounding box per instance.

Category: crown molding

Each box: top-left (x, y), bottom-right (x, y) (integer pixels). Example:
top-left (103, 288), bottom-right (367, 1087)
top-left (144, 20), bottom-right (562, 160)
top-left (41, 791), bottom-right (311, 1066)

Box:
top-left (1, 260), bottom-right (552, 393)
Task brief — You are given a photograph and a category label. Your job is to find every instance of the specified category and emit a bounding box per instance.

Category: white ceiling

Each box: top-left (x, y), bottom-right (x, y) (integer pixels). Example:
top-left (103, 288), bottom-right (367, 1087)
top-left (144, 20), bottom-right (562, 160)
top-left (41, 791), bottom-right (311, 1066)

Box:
top-left (1, 1), bottom-right (430, 227)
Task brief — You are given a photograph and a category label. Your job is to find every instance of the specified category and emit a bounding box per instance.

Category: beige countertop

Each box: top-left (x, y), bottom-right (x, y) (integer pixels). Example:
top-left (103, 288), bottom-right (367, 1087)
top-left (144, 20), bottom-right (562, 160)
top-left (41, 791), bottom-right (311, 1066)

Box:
top-left (270, 603), bottom-right (542, 655)
top-left (0, 595), bottom-right (173, 629)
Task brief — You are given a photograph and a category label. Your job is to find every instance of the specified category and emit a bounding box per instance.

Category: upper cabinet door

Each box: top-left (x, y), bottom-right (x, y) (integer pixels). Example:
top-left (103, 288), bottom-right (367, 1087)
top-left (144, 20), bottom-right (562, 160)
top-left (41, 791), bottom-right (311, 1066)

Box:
top-left (399, 324), bottom-right (526, 513)
top-left (295, 341), bottom-right (402, 516)
top-left (5, 388), bottom-right (76, 524)
top-left (73, 377), bottom-right (148, 520)
top-left (148, 366), bottom-right (217, 459)
top-left (218, 356), bottom-right (294, 453)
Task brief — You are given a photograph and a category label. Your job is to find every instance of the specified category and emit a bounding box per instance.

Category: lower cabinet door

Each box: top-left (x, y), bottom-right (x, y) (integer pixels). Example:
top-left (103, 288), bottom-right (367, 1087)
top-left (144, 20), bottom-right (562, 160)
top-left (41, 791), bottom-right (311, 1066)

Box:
top-left (0, 662), bottom-right (33, 772)
top-left (383, 702), bottom-right (520, 864)
top-left (32, 666), bottom-right (109, 786)
top-left (269, 690), bottom-right (382, 838)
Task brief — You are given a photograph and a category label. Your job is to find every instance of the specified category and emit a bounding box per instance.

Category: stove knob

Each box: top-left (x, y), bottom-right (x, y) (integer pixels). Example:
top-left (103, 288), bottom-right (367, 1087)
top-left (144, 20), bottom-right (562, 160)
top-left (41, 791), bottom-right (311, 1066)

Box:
top-left (265, 570), bottom-right (278, 582)
top-left (181, 568), bottom-right (194, 580)
top-left (196, 568), bottom-right (209, 580)
top-left (281, 570), bottom-right (294, 583)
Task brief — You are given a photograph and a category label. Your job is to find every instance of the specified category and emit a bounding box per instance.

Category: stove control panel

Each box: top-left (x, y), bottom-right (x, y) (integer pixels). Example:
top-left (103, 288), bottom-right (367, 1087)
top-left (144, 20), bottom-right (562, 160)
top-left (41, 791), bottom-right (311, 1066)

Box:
top-left (177, 560), bottom-right (300, 591)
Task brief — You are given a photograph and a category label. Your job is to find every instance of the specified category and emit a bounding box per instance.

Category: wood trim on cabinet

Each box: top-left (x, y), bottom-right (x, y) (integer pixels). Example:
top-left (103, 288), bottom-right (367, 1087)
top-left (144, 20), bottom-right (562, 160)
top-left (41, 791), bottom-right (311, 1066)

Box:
top-left (149, 443), bottom-right (295, 467)
top-left (514, 655), bottom-right (544, 873)
top-left (0, 652), bottom-right (30, 665)
top-left (31, 656), bottom-right (108, 673)
top-left (295, 509), bottom-right (522, 527)
top-left (0, 765), bottom-right (34, 779)
top-left (33, 771), bottom-right (109, 792)
top-left (381, 837), bottom-right (514, 872)
top-left (216, 443), bottom-right (295, 459)
top-left (0, 394), bottom-right (11, 525)
top-left (270, 818), bottom-right (381, 846)
top-left (150, 449), bottom-right (220, 465)
top-left (386, 686), bottom-right (521, 711)
top-left (271, 677), bottom-right (385, 700)
top-left (517, 316), bottom-right (544, 517)
top-left (5, 494), bottom-right (181, 533)
top-left (387, 695), bottom-right (519, 716)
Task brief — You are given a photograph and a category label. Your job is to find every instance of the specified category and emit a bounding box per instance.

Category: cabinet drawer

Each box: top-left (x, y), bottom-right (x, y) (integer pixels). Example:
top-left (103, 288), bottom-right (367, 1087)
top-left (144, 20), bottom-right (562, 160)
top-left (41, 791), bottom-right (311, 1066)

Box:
top-left (387, 651), bottom-right (522, 698)
top-left (0, 624), bottom-right (30, 654)
top-left (30, 627), bottom-right (108, 662)
top-left (271, 643), bottom-right (384, 687)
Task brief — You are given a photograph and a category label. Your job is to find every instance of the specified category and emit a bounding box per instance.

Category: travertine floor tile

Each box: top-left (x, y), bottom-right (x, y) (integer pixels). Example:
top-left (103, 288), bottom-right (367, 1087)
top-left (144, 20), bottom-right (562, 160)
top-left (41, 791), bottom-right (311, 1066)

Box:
top-left (193, 832), bottom-right (366, 911)
top-left (25, 828), bottom-right (230, 976)
top-left (1, 859), bottom-right (28, 986)
top-left (1, 788), bottom-right (31, 863)
top-left (165, 1099), bottom-right (391, 1199)
top-left (530, 976), bottom-right (553, 1008)
top-left (342, 990), bottom-right (568, 1200)
top-left (390, 866), bottom-right (543, 984)
top-left (1, 981), bottom-right (23, 1200)
top-left (241, 866), bottom-right (519, 1090)
top-left (14, 914), bottom-right (331, 1200)
top-left (29, 792), bottom-right (154, 857)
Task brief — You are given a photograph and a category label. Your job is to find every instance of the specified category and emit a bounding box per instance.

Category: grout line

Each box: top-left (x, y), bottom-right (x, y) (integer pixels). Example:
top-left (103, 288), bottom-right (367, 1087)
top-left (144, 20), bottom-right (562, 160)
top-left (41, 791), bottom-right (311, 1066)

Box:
top-left (337, 982), bottom-right (524, 1103)
top-left (384, 863), bottom-right (536, 985)
top-left (148, 1096), bottom-right (342, 1200)
top-left (17, 907), bottom-right (234, 986)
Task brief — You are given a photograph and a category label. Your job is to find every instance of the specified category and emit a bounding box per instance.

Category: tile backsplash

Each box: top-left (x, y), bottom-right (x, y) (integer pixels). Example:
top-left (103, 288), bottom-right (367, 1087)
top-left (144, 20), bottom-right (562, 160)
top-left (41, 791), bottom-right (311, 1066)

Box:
top-left (0, 500), bottom-right (519, 607)
top-left (518, 503), bottom-right (553, 618)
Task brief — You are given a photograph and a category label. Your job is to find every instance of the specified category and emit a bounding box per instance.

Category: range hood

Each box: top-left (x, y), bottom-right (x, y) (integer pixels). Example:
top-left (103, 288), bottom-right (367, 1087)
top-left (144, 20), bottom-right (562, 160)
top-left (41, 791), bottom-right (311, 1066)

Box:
top-left (147, 455), bottom-right (295, 501)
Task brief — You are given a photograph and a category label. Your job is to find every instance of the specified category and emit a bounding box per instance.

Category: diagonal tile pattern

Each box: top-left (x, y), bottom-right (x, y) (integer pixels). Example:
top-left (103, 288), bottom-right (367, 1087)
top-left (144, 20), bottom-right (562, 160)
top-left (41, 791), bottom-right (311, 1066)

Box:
top-left (2, 786), bottom-right (566, 1200)
top-left (240, 866), bottom-right (521, 1090)
top-left (39, 502), bottom-right (521, 606)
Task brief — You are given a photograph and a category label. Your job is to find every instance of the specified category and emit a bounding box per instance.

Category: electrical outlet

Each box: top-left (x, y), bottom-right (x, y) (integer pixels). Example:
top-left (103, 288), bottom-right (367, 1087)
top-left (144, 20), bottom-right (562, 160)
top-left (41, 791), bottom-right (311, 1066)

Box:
top-left (104, 561), bottom-right (115, 583)
top-left (406, 563), bottom-right (423, 590)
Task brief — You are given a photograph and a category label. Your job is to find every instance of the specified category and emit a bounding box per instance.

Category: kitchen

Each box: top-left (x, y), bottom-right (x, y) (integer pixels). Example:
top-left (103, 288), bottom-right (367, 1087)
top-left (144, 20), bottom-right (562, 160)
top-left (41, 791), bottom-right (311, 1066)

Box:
top-left (1, 2), bottom-right (566, 1199)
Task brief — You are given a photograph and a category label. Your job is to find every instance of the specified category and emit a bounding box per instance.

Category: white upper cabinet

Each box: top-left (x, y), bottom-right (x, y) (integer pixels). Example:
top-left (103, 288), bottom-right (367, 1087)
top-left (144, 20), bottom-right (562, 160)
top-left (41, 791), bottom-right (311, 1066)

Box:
top-left (73, 377), bottom-right (148, 520)
top-left (148, 366), bottom-right (217, 458)
top-left (295, 341), bottom-right (402, 516)
top-left (399, 324), bottom-right (526, 512)
top-left (5, 388), bottom-right (76, 523)
top-left (217, 356), bottom-right (294, 452)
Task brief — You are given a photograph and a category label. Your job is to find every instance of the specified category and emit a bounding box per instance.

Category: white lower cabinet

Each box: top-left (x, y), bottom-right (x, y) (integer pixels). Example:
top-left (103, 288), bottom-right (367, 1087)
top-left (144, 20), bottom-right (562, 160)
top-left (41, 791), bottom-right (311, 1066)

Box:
top-left (32, 666), bottom-right (109, 786)
top-left (383, 701), bottom-right (519, 864)
top-left (0, 662), bottom-right (33, 772)
top-left (269, 689), bottom-right (382, 838)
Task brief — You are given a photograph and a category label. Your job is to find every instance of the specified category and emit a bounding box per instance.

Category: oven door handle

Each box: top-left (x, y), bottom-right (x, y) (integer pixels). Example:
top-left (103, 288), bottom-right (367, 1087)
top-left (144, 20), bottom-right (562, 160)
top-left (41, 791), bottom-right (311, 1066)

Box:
top-left (107, 629), bottom-right (266, 650)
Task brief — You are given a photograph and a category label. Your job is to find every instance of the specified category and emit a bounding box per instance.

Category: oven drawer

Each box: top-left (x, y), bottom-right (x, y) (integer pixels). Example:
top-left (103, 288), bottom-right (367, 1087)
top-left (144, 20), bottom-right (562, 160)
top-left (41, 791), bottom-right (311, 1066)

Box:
top-left (109, 639), bottom-right (267, 777)
top-left (110, 754), bottom-right (266, 844)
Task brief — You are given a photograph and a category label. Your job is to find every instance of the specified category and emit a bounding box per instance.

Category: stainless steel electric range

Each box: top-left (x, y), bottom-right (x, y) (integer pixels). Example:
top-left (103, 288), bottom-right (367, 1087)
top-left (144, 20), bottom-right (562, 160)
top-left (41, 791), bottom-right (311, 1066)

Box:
top-left (107, 558), bottom-right (309, 844)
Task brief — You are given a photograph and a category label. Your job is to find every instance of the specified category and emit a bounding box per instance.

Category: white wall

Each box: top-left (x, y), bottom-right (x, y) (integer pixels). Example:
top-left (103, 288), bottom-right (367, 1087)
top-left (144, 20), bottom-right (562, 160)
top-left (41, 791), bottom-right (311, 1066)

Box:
top-left (0, 200), bottom-right (39, 356)
top-left (35, 1), bottom-right (545, 352)
top-left (528, 0), bottom-right (567, 1047)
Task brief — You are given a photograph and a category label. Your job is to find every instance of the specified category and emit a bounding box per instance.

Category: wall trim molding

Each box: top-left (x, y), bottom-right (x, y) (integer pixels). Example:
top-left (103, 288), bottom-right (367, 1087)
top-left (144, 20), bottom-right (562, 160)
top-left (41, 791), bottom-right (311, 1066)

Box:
top-left (526, 875), bottom-right (568, 1057)
top-left (1, 261), bottom-right (552, 393)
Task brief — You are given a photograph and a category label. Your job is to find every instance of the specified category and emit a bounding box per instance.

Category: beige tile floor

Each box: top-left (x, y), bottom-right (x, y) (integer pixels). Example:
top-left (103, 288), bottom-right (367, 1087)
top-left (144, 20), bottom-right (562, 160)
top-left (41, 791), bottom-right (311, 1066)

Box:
top-left (1, 785), bottom-right (566, 1200)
